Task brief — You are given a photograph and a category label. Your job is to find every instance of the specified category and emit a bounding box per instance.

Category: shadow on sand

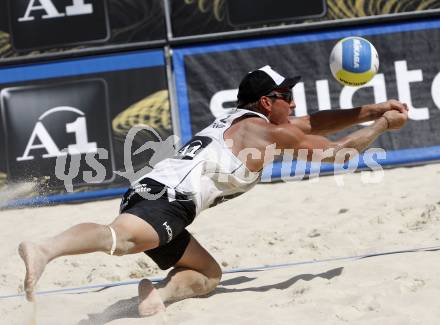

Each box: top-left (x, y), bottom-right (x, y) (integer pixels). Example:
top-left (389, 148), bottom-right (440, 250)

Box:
top-left (78, 267), bottom-right (343, 324)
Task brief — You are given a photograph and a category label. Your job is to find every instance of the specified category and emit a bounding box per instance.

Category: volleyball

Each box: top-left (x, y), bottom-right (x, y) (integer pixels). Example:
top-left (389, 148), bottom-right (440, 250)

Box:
top-left (329, 36), bottom-right (379, 87)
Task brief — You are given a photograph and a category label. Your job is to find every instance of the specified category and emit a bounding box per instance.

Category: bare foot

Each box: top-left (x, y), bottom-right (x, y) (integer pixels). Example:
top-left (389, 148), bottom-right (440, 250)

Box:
top-left (138, 279), bottom-right (166, 317)
top-left (18, 241), bottom-right (48, 302)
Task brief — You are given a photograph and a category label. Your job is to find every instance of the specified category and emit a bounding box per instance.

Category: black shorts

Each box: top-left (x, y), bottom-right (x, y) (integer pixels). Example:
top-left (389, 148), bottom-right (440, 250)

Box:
top-left (119, 178), bottom-right (196, 270)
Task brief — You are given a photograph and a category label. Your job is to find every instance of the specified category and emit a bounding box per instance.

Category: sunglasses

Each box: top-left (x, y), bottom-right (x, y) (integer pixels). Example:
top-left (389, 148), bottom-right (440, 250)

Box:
top-left (265, 90), bottom-right (293, 103)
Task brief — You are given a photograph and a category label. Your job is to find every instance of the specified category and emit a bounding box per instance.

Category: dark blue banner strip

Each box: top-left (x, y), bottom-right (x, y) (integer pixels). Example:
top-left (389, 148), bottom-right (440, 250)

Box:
top-left (3, 187), bottom-right (127, 209)
top-left (0, 50), bottom-right (165, 84)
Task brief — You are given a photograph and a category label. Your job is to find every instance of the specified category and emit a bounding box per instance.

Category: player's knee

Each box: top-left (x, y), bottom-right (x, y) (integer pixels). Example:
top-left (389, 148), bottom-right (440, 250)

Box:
top-left (212, 262), bottom-right (223, 282)
top-left (204, 260), bottom-right (222, 288)
top-left (206, 276), bottom-right (220, 293)
top-left (204, 275), bottom-right (221, 294)
top-left (191, 261), bottom-right (221, 293)
top-left (190, 274), bottom-right (219, 295)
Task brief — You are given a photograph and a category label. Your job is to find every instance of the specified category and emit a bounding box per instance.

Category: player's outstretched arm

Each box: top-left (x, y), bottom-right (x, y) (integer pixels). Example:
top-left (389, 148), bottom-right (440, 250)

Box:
top-left (289, 99), bottom-right (408, 136)
top-left (271, 109), bottom-right (408, 163)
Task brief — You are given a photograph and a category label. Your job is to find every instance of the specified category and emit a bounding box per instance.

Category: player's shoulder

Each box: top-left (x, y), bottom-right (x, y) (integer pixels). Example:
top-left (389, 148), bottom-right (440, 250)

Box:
top-left (229, 114), bottom-right (268, 129)
top-left (243, 116), bottom-right (269, 125)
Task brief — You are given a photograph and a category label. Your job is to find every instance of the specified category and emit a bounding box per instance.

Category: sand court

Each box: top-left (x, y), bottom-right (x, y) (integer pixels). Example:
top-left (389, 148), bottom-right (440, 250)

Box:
top-left (1, 164), bottom-right (440, 324)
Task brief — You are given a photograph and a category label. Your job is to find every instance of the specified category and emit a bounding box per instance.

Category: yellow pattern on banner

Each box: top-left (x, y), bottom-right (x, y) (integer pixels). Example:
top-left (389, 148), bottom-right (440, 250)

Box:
top-left (112, 89), bottom-right (171, 137)
top-left (325, 0), bottom-right (440, 19)
top-left (0, 31), bottom-right (12, 58)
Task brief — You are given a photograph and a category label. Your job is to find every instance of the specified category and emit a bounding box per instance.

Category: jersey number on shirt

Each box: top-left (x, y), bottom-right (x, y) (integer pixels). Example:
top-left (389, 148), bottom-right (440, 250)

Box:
top-left (175, 136), bottom-right (212, 160)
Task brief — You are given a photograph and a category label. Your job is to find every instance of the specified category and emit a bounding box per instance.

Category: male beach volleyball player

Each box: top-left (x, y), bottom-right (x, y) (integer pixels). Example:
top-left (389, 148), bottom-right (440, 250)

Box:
top-left (19, 65), bottom-right (408, 316)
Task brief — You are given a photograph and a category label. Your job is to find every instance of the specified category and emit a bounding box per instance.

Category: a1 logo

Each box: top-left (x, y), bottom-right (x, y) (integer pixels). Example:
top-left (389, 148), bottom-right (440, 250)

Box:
top-left (8, 0), bottom-right (109, 51)
top-left (1, 79), bottom-right (114, 186)
top-left (17, 106), bottom-right (97, 161)
top-left (18, 0), bottom-right (94, 22)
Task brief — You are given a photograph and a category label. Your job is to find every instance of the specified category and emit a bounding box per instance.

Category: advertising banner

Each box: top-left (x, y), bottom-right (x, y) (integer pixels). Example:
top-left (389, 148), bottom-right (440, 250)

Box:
top-left (0, 0), bottom-right (166, 59)
top-left (7, 0), bottom-right (110, 51)
top-left (170, 0), bottom-right (440, 37)
top-left (0, 49), bottom-right (171, 202)
top-left (173, 18), bottom-right (440, 178)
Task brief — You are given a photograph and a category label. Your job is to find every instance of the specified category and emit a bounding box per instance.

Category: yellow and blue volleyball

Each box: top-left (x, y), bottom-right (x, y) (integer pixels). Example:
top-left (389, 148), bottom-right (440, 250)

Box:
top-left (329, 36), bottom-right (379, 87)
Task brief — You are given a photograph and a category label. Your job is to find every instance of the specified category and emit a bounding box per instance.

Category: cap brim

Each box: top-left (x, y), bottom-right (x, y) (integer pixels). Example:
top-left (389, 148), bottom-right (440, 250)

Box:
top-left (278, 76), bottom-right (301, 89)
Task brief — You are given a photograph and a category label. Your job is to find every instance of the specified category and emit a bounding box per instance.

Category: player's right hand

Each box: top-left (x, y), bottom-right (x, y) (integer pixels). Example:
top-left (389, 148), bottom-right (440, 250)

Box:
top-left (383, 109), bottom-right (408, 130)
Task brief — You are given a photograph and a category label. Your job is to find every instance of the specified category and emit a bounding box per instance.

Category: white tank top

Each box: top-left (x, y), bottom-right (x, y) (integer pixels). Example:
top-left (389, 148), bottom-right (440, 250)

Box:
top-left (138, 109), bottom-right (269, 215)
